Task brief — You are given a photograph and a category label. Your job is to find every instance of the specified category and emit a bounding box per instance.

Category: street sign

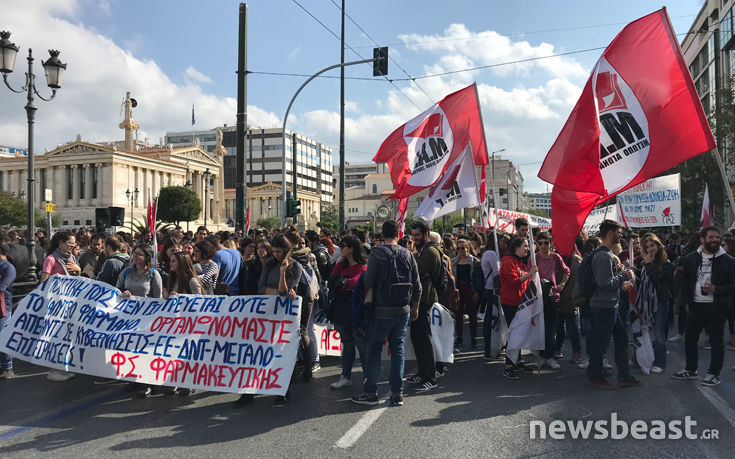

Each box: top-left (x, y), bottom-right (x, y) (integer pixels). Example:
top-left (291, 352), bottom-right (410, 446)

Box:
top-left (44, 188), bottom-right (52, 202)
top-left (45, 203), bottom-right (56, 213)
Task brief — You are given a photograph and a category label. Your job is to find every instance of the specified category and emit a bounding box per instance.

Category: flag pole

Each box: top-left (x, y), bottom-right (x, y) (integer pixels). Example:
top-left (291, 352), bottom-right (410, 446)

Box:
top-left (711, 147), bottom-right (735, 225)
top-left (527, 229), bottom-right (541, 375)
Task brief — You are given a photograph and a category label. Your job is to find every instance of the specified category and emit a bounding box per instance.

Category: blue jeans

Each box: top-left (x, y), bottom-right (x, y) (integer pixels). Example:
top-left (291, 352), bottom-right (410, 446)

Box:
top-left (483, 289), bottom-right (496, 358)
top-left (653, 299), bottom-right (670, 368)
top-left (0, 312), bottom-right (11, 370)
top-left (587, 307), bottom-right (630, 380)
top-left (554, 313), bottom-right (582, 355)
top-left (364, 313), bottom-right (410, 396)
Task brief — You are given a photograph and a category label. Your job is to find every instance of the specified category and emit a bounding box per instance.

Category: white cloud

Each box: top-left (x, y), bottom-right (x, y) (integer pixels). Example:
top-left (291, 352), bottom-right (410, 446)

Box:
top-left (286, 45), bottom-right (302, 63)
top-left (184, 66), bottom-right (213, 84)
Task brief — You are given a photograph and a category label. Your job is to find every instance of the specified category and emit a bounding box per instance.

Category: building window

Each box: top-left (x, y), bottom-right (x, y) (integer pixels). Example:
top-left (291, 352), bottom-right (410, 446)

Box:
top-left (66, 167), bottom-right (73, 199)
top-left (91, 165), bottom-right (98, 199)
top-left (225, 200), bottom-right (231, 218)
top-left (78, 167), bottom-right (85, 199)
top-left (74, 220), bottom-right (80, 226)
top-left (40, 169), bottom-right (46, 194)
top-left (372, 184), bottom-right (377, 194)
top-left (86, 220), bottom-right (92, 226)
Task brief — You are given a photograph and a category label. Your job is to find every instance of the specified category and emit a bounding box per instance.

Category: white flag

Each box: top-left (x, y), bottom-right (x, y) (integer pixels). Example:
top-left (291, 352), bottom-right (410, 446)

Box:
top-left (413, 145), bottom-right (479, 222)
top-left (506, 230), bottom-right (546, 364)
top-left (701, 184), bottom-right (712, 228)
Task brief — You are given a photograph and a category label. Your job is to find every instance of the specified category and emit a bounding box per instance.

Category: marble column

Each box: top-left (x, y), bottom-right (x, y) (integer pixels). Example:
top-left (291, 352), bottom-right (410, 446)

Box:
top-left (101, 164), bottom-right (113, 207)
top-left (71, 165), bottom-right (79, 207)
top-left (83, 164), bottom-right (91, 206)
top-left (54, 166), bottom-right (64, 207)
top-left (94, 162), bottom-right (102, 203)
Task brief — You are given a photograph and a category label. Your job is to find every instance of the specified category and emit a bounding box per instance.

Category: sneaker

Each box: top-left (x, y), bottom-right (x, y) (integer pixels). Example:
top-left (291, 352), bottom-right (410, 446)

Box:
top-left (351, 393), bottom-right (379, 405)
top-left (0, 369), bottom-right (14, 379)
top-left (412, 380), bottom-right (438, 392)
top-left (311, 361), bottom-right (321, 372)
top-left (671, 370), bottom-right (698, 380)
top-left (701, 374), bottom-right (720, 387)
top-left (46, 369), bottom-right (75, 382)
top-left (405, 374), bottom-right (423, 384)
top-left (577, 359), bottom-right (589, 369)
top-left (726, 344), bottom-right (735, 351)
top-left (234, 394), bottom-right (254, 408)
top-left (554, 350), bottom-right (564, 359)
top-left (602, 359), bottom-right (613, 370)
top-left (650, 366), bottom-right (664, 374)
top-left (138, 386), bottom-right (154, 398)
top-left (668, 334), bottom-right (683, 343)
top-left (502, 368), bottom-right (519, 380)
top-left (178, 388), bottom-right (196, 396)
top-left (543, 358), bottom-right (561, 370)
top-left (454, 345), bottom-right (463, 354)
top-left (701, 341), bottom-right (711, 350)
top-left (588, 378), bottom-right (614, 390)
top-left (389, 393), bottom-right (404, 406)
top-left (618, 376), bottom-right (641, 387)
top-left (570, 353), bottom-right (583, 364)
top-left (330, 375), bottom-right (352, 389)
top-left (435, 368), bottom-right (448, 378)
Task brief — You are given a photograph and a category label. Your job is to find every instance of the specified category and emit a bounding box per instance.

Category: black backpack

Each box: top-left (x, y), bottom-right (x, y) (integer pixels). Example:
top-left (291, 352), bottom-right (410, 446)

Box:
top-left (379, 245), bottom-right (414, 308)
top-left (578, 247), bottom-right (604, 298)
top-left (435, 254), bottom-right (450, 300)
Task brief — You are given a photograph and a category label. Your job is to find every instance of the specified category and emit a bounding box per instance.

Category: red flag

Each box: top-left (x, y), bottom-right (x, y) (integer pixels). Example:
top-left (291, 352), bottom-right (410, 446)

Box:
top-left (245, 205), bottom-right (251, 234)
top-left (480, 166), bottom-right (491, 230)
top-left (396, 197), bottom-right (409, 238)
top-left (374, 83), bottom-right (488, 198)
top-left (538, 8), bottom-right (715, 255)
top-left (150, 196), bottom-right (158, 233)
top-left (146, 192), bottom-right (152, 231)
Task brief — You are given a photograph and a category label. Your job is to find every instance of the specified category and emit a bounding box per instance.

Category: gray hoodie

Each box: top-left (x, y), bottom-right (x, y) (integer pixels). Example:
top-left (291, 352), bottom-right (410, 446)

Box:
top-left (95, 253), bottom-right (131, 287)
top-left (590, 246), bottom-right (629, 309)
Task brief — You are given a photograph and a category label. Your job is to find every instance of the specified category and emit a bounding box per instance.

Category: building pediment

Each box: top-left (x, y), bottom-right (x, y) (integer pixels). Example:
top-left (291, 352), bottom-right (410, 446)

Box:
top-left (249, 182), bottom-right (282, 193)
top-left (45, 141), bottom-right (113, 157)
top-left (168, 147), bottom-right (220, 166)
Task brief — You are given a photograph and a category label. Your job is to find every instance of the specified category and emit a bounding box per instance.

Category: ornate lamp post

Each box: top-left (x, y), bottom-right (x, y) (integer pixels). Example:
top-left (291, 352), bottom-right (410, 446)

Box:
top-left (125, 187), bottom-right (139, 228)
top-left (0, 31), bottom-right (67, 282)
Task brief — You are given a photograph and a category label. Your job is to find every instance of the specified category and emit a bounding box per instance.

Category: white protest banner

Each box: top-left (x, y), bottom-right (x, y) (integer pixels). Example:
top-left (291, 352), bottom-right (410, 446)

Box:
top-left (582, 204), bottom-right (618, 235)
top-left (0, 276), bottom-right (301, 396)
top-left (414, 145), bottom-right (480, 223)
top-left (489, 208), bottom-right (552, 233)
top-left (312, 304), bottom-right (454, 363)
top-left (616, 173), bottom-right (680, 227)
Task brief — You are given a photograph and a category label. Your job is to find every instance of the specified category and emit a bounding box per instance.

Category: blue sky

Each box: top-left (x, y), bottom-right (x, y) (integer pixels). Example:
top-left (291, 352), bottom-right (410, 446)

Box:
top-left (1, 0), bottom-right (704, 192)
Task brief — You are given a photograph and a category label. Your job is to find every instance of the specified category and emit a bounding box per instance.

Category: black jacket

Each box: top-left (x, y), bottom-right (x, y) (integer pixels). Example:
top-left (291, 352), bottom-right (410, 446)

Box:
top-left (681, 249), bottom-right (735, 310)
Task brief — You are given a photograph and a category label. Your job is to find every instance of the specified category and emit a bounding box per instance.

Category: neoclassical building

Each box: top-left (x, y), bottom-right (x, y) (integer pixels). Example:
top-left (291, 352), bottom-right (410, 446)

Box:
top-left (0, 92), bottom-right (227, 230)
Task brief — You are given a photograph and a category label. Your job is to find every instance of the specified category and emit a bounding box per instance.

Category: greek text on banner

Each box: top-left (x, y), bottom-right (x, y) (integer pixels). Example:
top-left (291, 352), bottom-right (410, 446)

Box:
top-left (0, 275), bottom-right (302, 396)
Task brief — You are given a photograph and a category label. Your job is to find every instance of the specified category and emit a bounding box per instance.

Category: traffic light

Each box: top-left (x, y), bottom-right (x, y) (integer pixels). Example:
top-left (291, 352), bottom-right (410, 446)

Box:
top-left (286, 191), bottom-right (294, 218)
top-left (292, 198), bottom-right (301, 217)
top-left (373, 47), bottom-right (388, 76)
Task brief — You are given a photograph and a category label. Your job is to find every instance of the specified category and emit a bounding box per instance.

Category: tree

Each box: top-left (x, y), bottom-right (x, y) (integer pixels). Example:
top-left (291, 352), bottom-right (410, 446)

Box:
top-left (0, 191), bottom-right (60, 229)
top-left (256, 217), bottom-right (281, 230)
top-left (156, 186), bottom-right (201, 226)
top-left (319, 203), bottom-right (338, 232)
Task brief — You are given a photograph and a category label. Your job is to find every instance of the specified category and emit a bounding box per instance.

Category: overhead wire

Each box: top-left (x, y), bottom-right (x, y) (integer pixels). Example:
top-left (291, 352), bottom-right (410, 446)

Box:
top-left (291, 0), bottom-right (422, 110)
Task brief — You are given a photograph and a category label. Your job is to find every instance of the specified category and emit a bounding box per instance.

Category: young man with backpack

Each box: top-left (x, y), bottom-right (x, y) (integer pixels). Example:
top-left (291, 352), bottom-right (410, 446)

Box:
top-left (584, 219), bottom-right (640, 390)
top-left (407, 221), bottom-right (443, 392)
top-left (95, 237), bottom-right (131, 286)
top-left (352, 220), bottom-right (421, 406)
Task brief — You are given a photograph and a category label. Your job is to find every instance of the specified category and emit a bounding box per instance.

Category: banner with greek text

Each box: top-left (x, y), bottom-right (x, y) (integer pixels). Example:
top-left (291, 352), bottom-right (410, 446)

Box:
top-left (582, 204), bottom-right (618, 235)
top-left (489, 208), bottom-right (552, 233)
top-left (0, 276), bottom-right (301, 396)
top-left (616, 173), bottom-right (680, 227)
top-left (312, 303), bottom-right (454, 363)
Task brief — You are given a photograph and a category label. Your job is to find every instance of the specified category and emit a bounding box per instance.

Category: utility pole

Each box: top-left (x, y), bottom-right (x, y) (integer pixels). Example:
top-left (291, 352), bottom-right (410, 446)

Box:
top-left (235, 3), bottom-right (248, 231)
top-left (339, 0), bottom-right (346, 232)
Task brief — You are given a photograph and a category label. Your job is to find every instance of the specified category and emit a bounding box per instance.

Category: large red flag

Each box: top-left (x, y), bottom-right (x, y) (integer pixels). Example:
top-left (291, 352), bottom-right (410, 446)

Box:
top-left (538, 8), bottom-right (715, 255)
top-left (374, 83), bottom-right (488, 198)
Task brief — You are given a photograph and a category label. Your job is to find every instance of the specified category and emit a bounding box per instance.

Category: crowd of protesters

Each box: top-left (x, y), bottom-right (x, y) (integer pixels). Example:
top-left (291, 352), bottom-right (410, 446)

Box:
top-left (0, 215), bottom-right (734, 406)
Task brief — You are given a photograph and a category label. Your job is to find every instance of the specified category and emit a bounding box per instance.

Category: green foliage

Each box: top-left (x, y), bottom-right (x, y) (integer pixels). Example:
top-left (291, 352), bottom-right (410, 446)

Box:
top-left (319, 203), bottom-right (338, 232)
top-left (157, 186), bottom-right (202, 225)
top-left (0, 191), bottom-right (58, 229)
top-left (256, 217), bottom-right (281, 230)
top-left (125, 217), bottom-right (173, 235)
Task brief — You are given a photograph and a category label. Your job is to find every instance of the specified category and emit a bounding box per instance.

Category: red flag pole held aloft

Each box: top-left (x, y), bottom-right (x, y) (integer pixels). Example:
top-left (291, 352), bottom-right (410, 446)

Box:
top-left (538, 8), bottom-right (716, 255)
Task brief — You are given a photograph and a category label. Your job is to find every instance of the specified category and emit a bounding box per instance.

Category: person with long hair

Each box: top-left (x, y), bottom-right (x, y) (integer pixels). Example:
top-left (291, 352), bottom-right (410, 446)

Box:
top-left (329, 235), bottom-right (368, 389)
top-left (452, 238), bottom-right (481, 351)
top-left (535, 232), bottom-right (570, 369)
top-left (637, 233), bottom-right (674, 373)
top-left (499, 236), bottom-right (538, 380)
top-left (40, 231), bottom-right (82, 282)
top-left (480, 232), bottom-right (501, 360)
top-left (167, 252), bottom-right (203, 296)
top-left (193, 240), bottom-right (219, 295)
top-left (442, 236), bottom-right (456, 259)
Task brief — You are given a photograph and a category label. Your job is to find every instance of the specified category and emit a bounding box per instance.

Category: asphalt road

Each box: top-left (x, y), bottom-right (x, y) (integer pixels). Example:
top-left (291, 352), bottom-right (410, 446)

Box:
top-left (2, 330), bottom-right (735, 458)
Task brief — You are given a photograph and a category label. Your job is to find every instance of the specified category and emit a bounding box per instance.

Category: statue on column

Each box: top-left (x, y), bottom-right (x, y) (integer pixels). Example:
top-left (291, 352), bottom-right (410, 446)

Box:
top-left (119, 91), bottom-right (140, 152)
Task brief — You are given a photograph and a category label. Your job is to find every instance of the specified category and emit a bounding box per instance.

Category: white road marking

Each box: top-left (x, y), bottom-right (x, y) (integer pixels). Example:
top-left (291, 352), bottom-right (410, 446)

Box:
top-left (697, 385), bottom-right (735, 430)
top-left (335, 406), bottom-right (389, 449)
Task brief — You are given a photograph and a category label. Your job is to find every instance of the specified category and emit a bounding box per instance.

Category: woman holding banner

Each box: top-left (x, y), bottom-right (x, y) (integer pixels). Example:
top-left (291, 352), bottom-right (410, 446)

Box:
top-left (499, 236), bottom-right (538, 380)
top-left (41, 231), bottom-right (82, 382)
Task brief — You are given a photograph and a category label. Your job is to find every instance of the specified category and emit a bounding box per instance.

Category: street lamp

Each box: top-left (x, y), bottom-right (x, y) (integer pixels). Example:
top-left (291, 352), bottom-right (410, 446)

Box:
top-left (1, 31), bottom-right (67, 283)
top-left (203, 168), bottom-right (210, 228)
top-left (125, 187), bottom-right (139, 228)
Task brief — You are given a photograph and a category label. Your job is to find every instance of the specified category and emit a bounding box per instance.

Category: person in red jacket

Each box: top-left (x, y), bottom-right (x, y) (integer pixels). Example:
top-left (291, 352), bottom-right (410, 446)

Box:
top-left (499, 236), bottom-right (538, 380)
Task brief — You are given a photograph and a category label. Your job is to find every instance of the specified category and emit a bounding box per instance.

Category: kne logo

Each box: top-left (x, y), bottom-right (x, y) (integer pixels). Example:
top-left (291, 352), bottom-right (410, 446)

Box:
top-left (403, 105), bottom-right (454, 187)
top-left (592, 57), bottom-right (650, 195)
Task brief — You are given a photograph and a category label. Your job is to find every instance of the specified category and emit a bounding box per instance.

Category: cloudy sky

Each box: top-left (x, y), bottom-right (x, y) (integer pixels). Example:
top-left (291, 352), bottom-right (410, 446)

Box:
top-left (0, 0), bottom-right (702, 192)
